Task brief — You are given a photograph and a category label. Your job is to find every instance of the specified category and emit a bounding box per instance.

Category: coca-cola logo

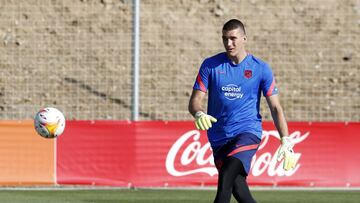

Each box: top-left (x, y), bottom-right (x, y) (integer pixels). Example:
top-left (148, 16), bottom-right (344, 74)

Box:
top-left (165, 130), bottom-right (309, 177)
top-left (165, 130), bottom-right (217, 177)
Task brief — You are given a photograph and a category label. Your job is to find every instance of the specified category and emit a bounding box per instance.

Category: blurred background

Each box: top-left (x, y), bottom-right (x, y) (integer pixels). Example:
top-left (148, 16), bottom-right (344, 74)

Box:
top-left (1, 0), bottom-right (359, 122)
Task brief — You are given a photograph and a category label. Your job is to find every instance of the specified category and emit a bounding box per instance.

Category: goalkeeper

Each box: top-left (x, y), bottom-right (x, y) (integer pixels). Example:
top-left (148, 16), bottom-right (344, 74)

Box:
top-left (189, 19), bottom-right (297, 203)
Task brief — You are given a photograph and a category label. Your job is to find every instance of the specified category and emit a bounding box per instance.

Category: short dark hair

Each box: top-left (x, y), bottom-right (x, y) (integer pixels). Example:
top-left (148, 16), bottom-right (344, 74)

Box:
top-left (222, 19), bottom-right (246, 35)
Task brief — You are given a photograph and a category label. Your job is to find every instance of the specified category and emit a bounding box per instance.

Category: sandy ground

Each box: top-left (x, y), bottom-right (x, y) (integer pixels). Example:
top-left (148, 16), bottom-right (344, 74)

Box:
top-left (0, 0), bottom-right (359, 121)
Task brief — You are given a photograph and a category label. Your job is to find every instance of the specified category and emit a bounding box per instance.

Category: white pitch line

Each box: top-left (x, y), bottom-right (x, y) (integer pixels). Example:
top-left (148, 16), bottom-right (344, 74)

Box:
top-left (1, 186), bottom-right (360, 191)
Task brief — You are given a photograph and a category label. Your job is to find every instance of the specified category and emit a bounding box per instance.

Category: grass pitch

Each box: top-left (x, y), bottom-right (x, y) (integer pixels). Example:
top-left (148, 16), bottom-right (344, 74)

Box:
top-left (0, 188), bottom-right (359, 203)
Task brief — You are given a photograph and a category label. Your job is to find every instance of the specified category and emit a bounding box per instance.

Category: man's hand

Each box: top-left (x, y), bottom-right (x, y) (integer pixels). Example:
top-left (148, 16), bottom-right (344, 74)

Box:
top-left (277, 136), bottom-right (297, 171)
top-left (194, 111), bottom-right (217, 130)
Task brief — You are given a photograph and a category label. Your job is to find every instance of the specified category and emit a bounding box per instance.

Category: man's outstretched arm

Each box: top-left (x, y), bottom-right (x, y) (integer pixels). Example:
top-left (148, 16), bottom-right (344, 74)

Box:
top-left (266, 94), bottom-right (297, 171)
top-left (266, 94), bottom-right (288, 138)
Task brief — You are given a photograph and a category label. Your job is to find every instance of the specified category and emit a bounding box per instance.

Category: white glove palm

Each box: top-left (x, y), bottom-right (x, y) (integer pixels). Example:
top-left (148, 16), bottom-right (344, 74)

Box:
top-left (277, 136), bottom-right (297, 171)
top-left (194, 111), bottom-right (217, 130)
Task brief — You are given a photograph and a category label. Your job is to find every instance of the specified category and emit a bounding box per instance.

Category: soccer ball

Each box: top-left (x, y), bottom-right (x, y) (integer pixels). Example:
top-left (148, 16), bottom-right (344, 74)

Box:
top-left (34, 107), bottom-right (66, 138)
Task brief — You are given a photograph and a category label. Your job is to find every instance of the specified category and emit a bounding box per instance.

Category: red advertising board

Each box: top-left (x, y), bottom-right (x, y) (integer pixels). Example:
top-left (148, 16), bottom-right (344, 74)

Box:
top-left (57, 121), bottom-right (360, 187)
top-left (56, 121), bottom-right (136, 186)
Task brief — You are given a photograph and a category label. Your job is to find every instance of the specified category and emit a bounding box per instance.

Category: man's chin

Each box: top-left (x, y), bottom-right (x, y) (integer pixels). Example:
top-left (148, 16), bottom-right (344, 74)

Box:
top-left (226, 52), bottom-right (236, 57)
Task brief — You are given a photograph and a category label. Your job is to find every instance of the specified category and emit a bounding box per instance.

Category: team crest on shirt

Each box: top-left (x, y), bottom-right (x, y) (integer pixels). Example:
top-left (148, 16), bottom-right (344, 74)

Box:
top-left (221, 84), bottom-right (244, 100)
top-left (244, 70), bottom-right (252, 79)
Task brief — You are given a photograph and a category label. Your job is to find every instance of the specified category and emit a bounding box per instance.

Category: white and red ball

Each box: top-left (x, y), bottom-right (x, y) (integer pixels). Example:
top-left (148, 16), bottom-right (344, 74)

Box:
top-left (34, 107), bottom-right (65, 138)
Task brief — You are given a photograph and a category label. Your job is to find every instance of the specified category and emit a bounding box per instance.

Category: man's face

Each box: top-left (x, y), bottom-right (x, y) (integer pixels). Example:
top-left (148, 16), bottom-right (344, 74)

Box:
top-left (222, 28), bottom-right (246, 57)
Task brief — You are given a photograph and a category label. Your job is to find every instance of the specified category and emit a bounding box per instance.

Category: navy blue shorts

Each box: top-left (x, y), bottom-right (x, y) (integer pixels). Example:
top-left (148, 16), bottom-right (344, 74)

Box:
top-left (212, 132), bottom-right (261, 175)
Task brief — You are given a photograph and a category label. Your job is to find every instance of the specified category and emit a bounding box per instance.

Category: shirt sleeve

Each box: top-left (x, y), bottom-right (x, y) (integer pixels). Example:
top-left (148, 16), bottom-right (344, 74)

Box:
top-left (193, 59), bottom-right (210, 93)
top-left (261, 64), bottom-right (278, 97)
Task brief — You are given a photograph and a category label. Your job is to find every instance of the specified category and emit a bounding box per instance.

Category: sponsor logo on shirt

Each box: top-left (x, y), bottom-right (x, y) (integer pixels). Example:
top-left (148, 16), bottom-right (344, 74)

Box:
top-left (222, 84), bottom-right (244, 100)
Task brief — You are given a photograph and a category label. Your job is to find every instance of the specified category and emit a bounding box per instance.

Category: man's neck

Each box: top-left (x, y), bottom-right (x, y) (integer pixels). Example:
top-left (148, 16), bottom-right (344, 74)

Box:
top-left (228, 51), bottom-right (248, 64)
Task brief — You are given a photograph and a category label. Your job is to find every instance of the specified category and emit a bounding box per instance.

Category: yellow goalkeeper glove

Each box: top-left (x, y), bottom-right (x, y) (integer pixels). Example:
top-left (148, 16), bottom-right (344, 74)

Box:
top-left (194, 111), bottom-right (217, 130)
top-left (277, 136), bottom-right (297, 171)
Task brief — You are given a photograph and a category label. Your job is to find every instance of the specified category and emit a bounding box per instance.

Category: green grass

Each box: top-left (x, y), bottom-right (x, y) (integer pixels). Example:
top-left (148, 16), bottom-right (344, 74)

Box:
top-left (0, 189), bottom-right (359, 203)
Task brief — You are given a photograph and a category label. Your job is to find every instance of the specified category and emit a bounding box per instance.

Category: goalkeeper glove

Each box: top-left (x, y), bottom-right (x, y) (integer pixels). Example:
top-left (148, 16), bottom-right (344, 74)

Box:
top-left (277, 136), bottom-right (297, 171)
top-left (194, 111), bottom-right (217, 130)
